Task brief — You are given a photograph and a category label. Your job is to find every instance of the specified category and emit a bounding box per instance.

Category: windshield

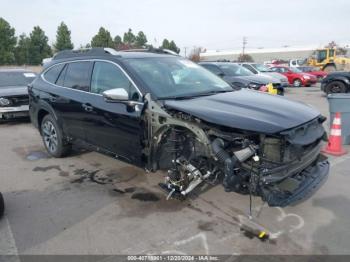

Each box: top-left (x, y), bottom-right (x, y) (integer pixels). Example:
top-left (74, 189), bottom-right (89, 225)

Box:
top-left (218, 64), bottom-right (253, 76)
top-left (0, 71), bottom-right (36, 87)
top-left (290, 67), bottom-right (302, 73)
top-left (125, 57), bottom-right (232, 99)
top-left (252, 64), bottom-right (273, 72)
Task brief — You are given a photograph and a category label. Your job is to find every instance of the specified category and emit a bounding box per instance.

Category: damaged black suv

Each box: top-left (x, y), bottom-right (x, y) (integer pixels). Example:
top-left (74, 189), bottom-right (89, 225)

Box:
top-left (29, 48), bottom-right (329, 207)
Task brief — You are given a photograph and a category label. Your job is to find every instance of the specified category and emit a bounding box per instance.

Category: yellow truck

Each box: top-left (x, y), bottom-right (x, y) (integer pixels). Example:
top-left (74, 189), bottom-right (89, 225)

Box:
top-left (307, 48), bottom-right (350, 72)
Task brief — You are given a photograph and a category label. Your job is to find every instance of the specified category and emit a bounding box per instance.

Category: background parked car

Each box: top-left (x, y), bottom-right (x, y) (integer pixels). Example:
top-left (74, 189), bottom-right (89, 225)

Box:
top-left (321, 71), bottom-right (350, 94)
top-left (297, 66), bottom-right (328, 81)
top-left (0, 69), bottom-right (37, 121)
top-left (199, 62), bottom-right (284, 95)
top-left (238, 62), bottom-right (290, 87)
top-left (270, 65), bottom-right (317, 87)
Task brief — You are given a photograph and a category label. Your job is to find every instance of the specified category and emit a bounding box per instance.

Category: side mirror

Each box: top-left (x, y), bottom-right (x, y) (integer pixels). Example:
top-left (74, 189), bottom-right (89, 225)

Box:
top-left (103, 88), bottom-right (128, 101)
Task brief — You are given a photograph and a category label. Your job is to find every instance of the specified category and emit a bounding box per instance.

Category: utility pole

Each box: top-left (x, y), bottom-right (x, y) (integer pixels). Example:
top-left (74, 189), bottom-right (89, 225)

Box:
top-left (242, 36), bottom-right (247, 57)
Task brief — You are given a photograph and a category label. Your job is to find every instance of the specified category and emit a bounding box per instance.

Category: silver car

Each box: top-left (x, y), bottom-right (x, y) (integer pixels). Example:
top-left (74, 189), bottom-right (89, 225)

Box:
top-left (239, 63), bottom-right (290, 87)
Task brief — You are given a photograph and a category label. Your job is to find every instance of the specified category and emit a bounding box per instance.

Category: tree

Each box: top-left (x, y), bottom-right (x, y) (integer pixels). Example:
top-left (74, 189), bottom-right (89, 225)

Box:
top-left (123, 28), bottom-right (136, 46)
top-left (113, 35), bottom-right (123, 50)
top-left (54, 22), bottom-right (74, 51)
top-left (135, 31), bottom-right (147, 48)
top-left (237, 53), bottom-right (254, 62)
top-left (161, 39), bottom-right (180, 53)
top-left (28, 26), bottom-right (52, 65)
top-left (15, 33), bottom-right (30, 65)
top-left (0, 18), bottom-right (17, 64)
top-left (91, 27), bottom-right (114, 48)
top-left (188, 47), bottom-right (203, 62)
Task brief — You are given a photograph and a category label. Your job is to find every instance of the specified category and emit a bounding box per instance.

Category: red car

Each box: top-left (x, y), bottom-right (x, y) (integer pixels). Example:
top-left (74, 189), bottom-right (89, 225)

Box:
top-left (296, 66), bottom-right (328, 81)
top-left (270, 66), bottom-right (317, 87)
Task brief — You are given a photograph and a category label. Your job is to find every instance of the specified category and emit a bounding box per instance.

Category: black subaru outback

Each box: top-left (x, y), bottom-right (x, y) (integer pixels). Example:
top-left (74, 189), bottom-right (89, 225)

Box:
top-left (29, 48), bottom-right (329, 207)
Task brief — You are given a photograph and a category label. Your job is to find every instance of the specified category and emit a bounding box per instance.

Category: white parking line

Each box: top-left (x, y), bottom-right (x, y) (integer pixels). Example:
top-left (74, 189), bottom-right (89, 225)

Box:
top-left (0, 217), bottom-right (19, 256)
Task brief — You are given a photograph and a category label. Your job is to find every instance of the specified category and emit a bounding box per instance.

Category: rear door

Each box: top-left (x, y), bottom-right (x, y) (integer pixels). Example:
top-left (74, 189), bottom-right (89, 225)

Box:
top-left (82, 61), bottom-right (144, 164)
top-left (46, 61), bottom-right (94, 140)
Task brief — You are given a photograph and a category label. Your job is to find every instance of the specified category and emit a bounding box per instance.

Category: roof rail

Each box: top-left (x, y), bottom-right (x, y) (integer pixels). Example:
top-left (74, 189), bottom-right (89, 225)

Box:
top-left (120, 47), bottom-right (180, 56)
top-left (52, 48), bottom-right (120, 60)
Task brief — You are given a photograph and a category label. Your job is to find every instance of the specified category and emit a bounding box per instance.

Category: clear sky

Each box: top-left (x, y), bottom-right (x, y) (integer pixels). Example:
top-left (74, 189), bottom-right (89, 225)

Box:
top-left (2, 0), bottom-right (349, 54)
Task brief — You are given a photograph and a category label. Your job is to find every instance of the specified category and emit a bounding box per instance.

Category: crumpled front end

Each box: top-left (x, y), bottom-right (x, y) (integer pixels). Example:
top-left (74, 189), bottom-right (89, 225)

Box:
top-left (215, 116), bottom-right (330, 207)
top-left (146, 95), bottom-right (329, 207)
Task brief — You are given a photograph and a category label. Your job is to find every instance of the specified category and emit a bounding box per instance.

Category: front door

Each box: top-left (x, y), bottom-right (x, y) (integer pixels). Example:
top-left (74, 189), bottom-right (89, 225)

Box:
top-left (83, 61), bottom-right (144, 164)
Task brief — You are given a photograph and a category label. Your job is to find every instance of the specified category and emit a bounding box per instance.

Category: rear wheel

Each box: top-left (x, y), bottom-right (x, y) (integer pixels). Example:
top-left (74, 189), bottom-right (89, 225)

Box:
top-left (41, 115), bottom-right (71, 157)
top-left (293, 78), bottom-right (302, 87)
top-left (0, 192), bottom-right (4, 218)
top-left (323, 65), bottom-right (336, 73)
top-left (326, 81), bottom-right (346, 94)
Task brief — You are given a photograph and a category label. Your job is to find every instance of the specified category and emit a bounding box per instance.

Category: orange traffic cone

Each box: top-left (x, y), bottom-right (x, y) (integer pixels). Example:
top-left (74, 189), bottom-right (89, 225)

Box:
top-left (322, 112), bottom-right (348, 156)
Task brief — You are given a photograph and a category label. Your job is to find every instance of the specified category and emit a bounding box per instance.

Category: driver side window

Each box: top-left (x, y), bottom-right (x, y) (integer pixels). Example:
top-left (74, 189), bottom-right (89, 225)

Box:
top-left (91, 61), bottom-right (140, 101)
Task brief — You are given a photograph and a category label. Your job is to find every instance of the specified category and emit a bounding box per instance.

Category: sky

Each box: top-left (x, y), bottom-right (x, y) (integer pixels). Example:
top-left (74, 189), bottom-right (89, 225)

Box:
top-left (1, 0), bottom-right (350, 55)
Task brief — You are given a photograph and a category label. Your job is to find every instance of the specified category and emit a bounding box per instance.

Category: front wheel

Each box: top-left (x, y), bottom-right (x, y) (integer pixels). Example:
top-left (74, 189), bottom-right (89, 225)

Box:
top-left (326, 81), bottom-right (346, 94)
top-left (293, 79), bottom-right (302, 87)
top-left (41, 115), bottom-right (71, 157)
top-left (0, 192), bottom-right (4, 218)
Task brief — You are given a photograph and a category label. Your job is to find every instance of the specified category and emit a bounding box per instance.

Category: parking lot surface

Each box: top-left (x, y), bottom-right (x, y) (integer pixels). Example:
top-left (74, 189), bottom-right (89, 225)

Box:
top-left (1, 85), bottom-right (349, 255)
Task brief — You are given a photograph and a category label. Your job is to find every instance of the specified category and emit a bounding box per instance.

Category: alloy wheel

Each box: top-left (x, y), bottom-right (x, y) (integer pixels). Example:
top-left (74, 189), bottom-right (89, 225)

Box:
top-left (42, 121), bottom-right (58, 153)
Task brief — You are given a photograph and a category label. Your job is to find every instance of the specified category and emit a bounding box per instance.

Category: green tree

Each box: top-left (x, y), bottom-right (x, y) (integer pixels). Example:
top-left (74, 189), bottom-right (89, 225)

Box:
top-left (15, 33), bottom-right (30, 65)
top-left (123, 28), bottom-right (135, 46)
top-left (54, 22), bottom-right (74, 51)
top-left (135, 31), bottom-right (147, 48)
top-left (28, 26), bottom-right (52, 65)
top-left (0, 18), bottom-right (17, 64)
top-left (161, 39), bottom-right (170, 49)
top-left (91, 27), bottom-right (114, 48)
top-left (114, 35), bottom-right (123, 50)
top-left (161, 39), bottom-right (180, 53)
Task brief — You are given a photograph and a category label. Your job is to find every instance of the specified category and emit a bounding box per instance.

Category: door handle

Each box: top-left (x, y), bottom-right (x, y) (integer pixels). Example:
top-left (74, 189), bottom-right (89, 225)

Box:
top-left (82, 103), bottom-right (93, 112)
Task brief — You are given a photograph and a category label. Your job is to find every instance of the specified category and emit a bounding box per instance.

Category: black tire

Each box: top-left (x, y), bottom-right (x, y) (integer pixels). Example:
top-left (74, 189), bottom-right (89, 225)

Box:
top-left (326, 81), bottom-right (346, 94)
top-left (323, 65), bottom-right (336, 73)
top-left (293, 78), bottom-right (302, 87)
top-left (41, 114), bottom-right (71, 157)
top-left (0, 192), bottom-right (4, 219)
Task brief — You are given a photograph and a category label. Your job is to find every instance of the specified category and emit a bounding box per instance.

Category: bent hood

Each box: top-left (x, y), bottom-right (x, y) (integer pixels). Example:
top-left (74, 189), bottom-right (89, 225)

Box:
top-left (164, 89), bottom-right (320, 134)
top-left (0, 86), bottom-right (28, 97)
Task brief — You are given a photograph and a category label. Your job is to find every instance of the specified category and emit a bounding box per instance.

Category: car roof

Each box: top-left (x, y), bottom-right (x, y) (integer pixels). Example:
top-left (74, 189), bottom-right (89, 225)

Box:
top-left (51, 47), bottom-right (178, 61)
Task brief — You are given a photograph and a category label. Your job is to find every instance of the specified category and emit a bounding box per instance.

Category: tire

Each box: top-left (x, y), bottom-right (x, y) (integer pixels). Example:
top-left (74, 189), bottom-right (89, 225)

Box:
top-left (323, 65), bottom-right (336, 73)
top-left (293, 78), bottom-right (302, 87)
top-left (0, 192), bottom-right (4, 219)
top-left (326, 81), bottom-right (347, 94)
top-left (41, 114), bottom-right (71, 157)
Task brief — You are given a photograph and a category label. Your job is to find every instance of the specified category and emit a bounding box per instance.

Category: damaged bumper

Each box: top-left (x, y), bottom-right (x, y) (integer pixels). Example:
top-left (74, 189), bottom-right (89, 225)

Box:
top-left (261, 156), bottom-right (330, 207)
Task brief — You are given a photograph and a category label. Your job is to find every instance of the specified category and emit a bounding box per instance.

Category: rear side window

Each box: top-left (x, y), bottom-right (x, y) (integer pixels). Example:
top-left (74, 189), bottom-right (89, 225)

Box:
top-left (62, 62), bottom-right (93, 91)
top-left (43, 64), bottom-right (64, 84)
top-left (242, 64), bottom-right (257, 73)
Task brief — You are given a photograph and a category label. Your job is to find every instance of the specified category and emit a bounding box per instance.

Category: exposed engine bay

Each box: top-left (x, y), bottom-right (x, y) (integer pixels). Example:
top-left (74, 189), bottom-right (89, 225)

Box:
top-left (143, 94), bottom-right (330, 207)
